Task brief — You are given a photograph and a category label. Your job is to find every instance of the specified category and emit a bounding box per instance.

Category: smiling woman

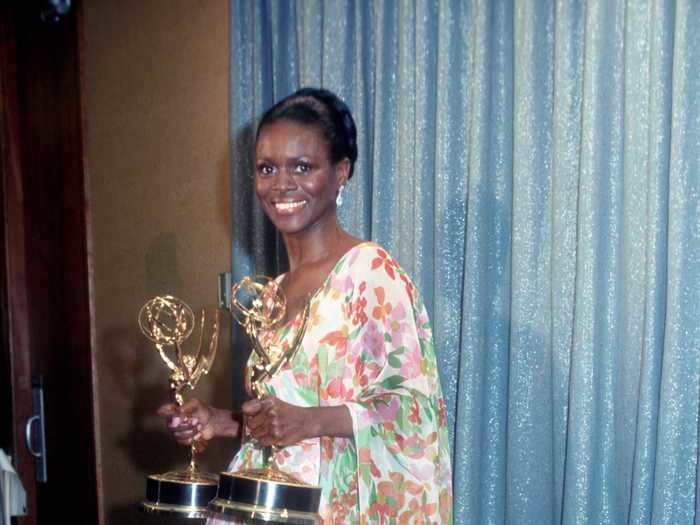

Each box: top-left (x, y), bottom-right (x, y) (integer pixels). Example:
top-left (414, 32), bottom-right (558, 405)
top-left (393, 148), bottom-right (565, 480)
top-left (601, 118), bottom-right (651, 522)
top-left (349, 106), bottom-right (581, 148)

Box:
top-left (158, 88), bottom-right (453, 523)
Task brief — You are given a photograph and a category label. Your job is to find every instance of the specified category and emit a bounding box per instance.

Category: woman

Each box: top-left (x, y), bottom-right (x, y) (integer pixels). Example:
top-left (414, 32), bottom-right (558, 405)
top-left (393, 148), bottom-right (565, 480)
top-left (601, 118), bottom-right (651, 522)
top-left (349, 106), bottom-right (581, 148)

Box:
top-left (159, 88), bottom-right (453, 523)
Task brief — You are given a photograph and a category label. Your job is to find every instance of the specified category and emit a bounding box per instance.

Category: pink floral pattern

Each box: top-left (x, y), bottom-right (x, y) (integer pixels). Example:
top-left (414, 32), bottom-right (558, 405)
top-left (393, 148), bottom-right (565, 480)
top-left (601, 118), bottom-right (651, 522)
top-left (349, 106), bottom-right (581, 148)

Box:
top-left (212, 242), bottom-right (452, 524)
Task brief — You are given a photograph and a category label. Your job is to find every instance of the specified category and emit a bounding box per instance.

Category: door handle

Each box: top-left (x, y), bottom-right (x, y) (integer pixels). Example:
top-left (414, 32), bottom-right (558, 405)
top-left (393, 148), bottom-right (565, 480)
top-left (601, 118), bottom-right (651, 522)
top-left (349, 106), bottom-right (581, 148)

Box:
top-left (24, 375), bottom-right (47, 483)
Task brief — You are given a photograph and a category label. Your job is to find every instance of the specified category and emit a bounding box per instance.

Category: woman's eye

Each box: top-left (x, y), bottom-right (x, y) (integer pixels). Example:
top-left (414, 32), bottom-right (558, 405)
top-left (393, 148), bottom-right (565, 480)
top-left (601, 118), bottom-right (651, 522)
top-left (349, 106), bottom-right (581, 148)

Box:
top-left (294, 162), bottom-right (311, 174)
top-left (256, 164), bottom-right (275, 177)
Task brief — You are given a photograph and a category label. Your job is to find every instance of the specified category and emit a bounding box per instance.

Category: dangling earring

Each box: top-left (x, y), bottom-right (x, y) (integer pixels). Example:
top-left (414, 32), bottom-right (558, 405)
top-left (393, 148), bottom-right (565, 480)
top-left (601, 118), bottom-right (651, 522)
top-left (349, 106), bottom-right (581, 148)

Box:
top-left (336, 185), bottom-right (345, 207)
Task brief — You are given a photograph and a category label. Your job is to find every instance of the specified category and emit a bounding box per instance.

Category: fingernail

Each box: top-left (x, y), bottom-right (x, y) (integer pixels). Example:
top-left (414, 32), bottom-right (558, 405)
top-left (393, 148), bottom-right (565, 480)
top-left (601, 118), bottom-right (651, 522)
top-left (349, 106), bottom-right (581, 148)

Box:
top-left (171, 417), bottom-right (181, 426)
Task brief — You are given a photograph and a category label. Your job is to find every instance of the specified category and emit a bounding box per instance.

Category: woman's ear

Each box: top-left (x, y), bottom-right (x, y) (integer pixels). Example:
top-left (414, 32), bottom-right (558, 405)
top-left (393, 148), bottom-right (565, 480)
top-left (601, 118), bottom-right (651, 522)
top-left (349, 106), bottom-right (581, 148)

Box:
top-left (335, 158), bottom-right (351, 188)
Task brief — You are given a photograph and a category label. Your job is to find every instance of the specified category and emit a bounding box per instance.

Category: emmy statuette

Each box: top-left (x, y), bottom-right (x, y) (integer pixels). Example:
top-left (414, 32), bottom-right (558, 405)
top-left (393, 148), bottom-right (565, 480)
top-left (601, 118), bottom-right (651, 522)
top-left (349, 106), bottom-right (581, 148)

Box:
top-left (138, 295), bottom-right (220, 518)
top-left (208, 276), bottom-right (321, 524)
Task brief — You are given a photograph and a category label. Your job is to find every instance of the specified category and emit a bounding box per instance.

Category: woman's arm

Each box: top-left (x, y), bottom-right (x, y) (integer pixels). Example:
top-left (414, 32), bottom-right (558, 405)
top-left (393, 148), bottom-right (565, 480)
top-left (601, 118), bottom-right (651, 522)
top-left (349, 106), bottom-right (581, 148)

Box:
top-left (243, 397), bottom-right (353, 447)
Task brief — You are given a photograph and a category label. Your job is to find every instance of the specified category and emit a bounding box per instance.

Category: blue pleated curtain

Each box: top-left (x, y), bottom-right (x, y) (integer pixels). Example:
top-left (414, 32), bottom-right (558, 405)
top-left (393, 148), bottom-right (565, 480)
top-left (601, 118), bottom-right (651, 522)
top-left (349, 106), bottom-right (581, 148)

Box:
top-left (229, 1), bottom-right (700, 523)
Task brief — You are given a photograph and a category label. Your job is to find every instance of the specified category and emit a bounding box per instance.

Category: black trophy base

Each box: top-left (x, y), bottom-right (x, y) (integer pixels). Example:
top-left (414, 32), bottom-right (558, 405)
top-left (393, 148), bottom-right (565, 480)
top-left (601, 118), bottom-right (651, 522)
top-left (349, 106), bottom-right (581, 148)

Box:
top-left (208, 468), bottom-right (321, 524)
top-left (141, 470), bottom-right (218, 519)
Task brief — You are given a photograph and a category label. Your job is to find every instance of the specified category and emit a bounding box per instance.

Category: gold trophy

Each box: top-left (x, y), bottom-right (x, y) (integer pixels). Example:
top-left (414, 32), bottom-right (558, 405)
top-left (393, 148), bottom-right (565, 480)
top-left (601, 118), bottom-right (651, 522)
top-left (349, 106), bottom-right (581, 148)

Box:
top-left (208, 276), bottom-right (322, 524)
top-left (139, 295), bottom-right (220, 517)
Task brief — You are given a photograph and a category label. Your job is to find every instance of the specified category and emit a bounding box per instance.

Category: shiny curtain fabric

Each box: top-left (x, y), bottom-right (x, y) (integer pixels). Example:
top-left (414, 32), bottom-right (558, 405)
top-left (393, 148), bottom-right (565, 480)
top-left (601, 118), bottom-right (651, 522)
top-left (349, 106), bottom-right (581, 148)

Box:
top-left (229, 1), bottom-right (700, 523)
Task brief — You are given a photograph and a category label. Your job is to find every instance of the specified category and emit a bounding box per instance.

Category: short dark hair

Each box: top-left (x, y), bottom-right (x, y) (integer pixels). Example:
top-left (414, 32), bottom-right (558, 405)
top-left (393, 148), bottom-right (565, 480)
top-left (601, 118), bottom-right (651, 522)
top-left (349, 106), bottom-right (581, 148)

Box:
top-left (256, 87), bottom-right (358, 179)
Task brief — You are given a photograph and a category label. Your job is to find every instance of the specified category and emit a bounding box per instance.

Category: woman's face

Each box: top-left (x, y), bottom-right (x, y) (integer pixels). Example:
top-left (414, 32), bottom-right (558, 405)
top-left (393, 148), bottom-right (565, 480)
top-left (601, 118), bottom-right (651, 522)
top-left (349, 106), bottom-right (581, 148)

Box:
top-left (254, 120), bottom-right (347, 236)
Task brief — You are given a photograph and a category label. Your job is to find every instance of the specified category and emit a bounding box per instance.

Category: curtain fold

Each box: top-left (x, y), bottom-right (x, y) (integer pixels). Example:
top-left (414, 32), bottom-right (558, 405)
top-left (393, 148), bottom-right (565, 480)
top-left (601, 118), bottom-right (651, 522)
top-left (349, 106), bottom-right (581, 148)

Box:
top-left (229, 1), bottom-right (700, 523)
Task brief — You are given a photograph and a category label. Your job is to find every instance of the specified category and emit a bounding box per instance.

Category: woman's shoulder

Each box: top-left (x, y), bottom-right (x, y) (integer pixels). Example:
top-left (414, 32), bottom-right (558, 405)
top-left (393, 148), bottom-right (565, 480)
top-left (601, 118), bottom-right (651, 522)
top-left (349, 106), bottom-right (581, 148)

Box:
top-left (333, 241), bottom-right (395, 272)
top-left (332, 242), bottom-right (415, 291)
top-left (329, 242), bottom-right (426, 319)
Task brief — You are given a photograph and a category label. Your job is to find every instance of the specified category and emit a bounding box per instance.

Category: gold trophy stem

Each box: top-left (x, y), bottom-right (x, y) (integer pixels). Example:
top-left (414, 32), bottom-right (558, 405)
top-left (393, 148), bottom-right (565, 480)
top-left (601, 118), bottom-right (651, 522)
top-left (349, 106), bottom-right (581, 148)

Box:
top-left (188, 445), bottom-right (197, 474)
top-left (261, 445), bottom-right (272, 468)
top-left (240, 402), bottom-right (274, 470)
top-left (249, 380), bottom-right (275, 469)
top-left (170, 375), bottom-right (202, 478)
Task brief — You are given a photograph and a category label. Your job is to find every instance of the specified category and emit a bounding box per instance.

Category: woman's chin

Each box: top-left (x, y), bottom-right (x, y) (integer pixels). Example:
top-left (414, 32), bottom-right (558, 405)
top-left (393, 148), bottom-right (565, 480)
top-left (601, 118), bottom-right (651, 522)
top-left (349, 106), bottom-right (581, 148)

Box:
top-left (268, 216), bottom-right (308, 235)
top-left (265, 205), bottom-right (338, 238)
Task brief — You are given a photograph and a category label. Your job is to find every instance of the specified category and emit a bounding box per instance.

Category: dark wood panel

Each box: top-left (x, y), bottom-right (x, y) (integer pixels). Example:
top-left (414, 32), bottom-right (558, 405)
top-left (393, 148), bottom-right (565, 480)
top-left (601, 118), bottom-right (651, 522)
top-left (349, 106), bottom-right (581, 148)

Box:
top-left (0, 1), bottom-right (39, 521)
top-left (1, 0), bottom-right (100, 523)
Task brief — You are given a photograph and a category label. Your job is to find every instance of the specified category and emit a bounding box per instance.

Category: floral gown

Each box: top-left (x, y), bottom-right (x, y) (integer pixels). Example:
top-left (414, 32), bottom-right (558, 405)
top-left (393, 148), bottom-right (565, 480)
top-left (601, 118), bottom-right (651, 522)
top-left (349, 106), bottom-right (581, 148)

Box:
top-left (212, 242), bottom-right (453, 524)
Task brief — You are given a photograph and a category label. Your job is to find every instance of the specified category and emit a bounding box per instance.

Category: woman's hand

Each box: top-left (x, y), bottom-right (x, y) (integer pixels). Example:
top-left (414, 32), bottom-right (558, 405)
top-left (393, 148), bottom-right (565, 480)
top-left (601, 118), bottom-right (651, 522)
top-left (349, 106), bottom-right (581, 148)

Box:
top-left (157, 398), bottom-right (240, 445)
top-left (243, 397), bottom-right (316, 447)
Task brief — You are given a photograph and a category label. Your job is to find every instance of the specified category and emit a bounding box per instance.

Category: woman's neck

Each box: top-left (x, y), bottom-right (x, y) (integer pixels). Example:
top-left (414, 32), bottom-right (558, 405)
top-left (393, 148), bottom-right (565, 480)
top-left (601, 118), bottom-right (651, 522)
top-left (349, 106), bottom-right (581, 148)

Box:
top-left (282, 218), bottom-right (355, 272)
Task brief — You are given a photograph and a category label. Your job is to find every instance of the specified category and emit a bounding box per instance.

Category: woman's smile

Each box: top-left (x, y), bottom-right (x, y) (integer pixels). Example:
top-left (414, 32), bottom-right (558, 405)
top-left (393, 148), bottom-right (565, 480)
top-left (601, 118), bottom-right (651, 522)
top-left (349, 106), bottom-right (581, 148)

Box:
top-left (273, 199), bottom-right (308, 214)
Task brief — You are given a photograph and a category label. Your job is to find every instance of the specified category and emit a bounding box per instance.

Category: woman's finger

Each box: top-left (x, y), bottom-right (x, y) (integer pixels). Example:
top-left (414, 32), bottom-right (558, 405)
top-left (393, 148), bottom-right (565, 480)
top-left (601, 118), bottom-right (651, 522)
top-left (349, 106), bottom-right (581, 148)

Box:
top-left (248, 423), bottom-right (273, 446)
top-left (168, 415), bottom-right (197, 428)
top-left (179, 398), bottom-right (206, 418)
top-left (174, 425), bottom-right (200, 436)
top-left (241, 398), bottom-right (264, 416)
top-left (246, 414), bottom-right (262, 432)
top-left (157, 403), bottom-right (179, 418)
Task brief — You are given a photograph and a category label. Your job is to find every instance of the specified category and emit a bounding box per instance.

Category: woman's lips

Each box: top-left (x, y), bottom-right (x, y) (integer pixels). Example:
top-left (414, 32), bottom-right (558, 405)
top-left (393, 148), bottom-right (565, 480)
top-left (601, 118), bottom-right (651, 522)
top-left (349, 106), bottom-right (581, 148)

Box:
top-left (273, 200), bottom-right (307, 214)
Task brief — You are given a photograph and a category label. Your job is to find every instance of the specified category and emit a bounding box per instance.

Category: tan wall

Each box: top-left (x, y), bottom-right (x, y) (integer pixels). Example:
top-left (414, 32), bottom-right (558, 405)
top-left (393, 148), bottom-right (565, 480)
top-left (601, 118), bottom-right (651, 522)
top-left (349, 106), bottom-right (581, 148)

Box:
top-left (83, 2), bottom-right (233, 523)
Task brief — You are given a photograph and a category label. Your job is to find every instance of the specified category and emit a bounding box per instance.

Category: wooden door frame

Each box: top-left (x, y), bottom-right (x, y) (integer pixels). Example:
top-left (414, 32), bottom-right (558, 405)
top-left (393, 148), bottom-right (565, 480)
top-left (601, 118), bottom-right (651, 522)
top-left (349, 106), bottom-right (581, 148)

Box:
top-left (0, 1), bottom-right (102, 523)
top-left (0, 1), bottom-right (38, 520)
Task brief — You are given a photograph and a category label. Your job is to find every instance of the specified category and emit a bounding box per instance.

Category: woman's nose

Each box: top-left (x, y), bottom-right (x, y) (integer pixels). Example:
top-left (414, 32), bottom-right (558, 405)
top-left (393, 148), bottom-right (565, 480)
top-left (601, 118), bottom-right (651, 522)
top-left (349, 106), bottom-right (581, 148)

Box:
top-left (271, 168), bottom-right (297, 191)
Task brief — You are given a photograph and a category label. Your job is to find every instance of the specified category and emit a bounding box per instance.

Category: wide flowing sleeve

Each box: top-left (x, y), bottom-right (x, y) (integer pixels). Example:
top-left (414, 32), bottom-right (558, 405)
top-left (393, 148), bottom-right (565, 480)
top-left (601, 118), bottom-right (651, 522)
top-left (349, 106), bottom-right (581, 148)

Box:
top-left (317, 244), bottom-right (452, 524)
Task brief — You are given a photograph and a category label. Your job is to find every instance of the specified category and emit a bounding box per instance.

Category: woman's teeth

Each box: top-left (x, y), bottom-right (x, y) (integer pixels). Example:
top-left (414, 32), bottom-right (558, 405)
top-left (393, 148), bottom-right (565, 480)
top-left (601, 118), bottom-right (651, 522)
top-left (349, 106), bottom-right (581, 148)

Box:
top-left (274, 201), bottom-right (306, 212)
